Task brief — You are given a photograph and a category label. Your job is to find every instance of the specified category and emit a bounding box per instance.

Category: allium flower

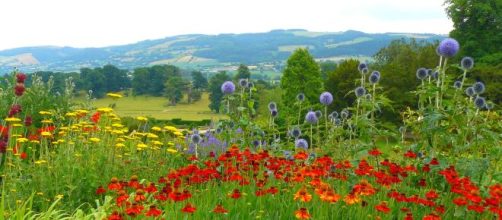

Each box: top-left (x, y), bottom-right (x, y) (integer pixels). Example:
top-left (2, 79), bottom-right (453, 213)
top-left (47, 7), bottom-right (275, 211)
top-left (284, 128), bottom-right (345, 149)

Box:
top-left (15, 84), bottom-right (25, 96)
top-left (473, 82), bottom-right (485, 94)
top-left (296, 93), bottom-right (305, 102)
top-left (221, 81), bottom-right (235, 94)
top-left (290, 127), bottom-right (302, 138)
top-left (416, 68), bottom-right (428, 80)
top-left (268, 102), bottom-right (277, 111)
top-left (295, 139), bottom-right (309, 149)
top-left (369, 71), bottom-right (380, 84)
top-left (319, 92), bottom-right (333, 105)
top-left (438, 38), bottom-right (460, 57)
top-left (270, 109), bottom-right (278, 117)
top-left (474, 96), bottom-right (486, 109)
top-left (16, 73), bottom-right (27, 83)
top-left (191, 133), bottom-right (202, 144)
top-left (461, 57), bottom-right (474, 70)
top-left (305, 111), bottom-right (318, 124)
top-left (355, 86), bottom-right (366, 97)
top-left (238, 78), bottom-right (248, 88)
top-left (453, 81), bottom-right (462, 89)
top-left (358, 63), bottom-right (368, 73)
top-left (465, 87), bottom-right (475, 97)
top-left (315, 110), bottom-right (322, 118)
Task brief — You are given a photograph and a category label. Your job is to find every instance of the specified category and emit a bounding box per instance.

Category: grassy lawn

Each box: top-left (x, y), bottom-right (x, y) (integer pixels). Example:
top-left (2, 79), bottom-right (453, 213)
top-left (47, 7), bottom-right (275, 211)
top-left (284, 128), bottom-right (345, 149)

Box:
top-left (85, 92), bottom-right (226, 120)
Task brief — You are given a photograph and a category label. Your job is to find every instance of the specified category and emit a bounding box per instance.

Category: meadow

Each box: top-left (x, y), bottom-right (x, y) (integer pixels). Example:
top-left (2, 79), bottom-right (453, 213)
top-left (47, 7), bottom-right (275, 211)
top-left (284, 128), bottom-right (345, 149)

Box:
top-left (0, 37), bottom-right (500, 220)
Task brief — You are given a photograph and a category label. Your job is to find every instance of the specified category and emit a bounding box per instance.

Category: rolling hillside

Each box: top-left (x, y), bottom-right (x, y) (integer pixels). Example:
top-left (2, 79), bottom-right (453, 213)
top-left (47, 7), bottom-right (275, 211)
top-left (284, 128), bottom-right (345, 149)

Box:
top-left (0, 29), bottom-right (443, 73)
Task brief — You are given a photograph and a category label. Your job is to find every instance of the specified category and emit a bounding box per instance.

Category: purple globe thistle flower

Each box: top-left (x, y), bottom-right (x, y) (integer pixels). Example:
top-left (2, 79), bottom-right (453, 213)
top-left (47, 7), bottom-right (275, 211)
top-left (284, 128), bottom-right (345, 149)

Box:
top-left (431, 71), bottom-right (439, 80)
top-left (296, 93), bottom-right (305, 102)
top-left (461, 57), bottom-right (474, 70)
top-left (330, 111), bottom-right (339, 118)
top-left (295, 138), bottom-right (309, 150)
top-left (289, 127), bottom-right (302, 139)
top-left (369, 71), bottom-right (380, 84)
top-left (315, 110), bottom-right (322, 118)
top-left (453, 81), bottom-right (462, 89)
top-left (319, 92), bottom-right (333, 105)
top-left (333, 118), bottom-right (341, 126)
top-left (305, 111), bottom-right (318, 124)
top-left (252, 140), bottom-right (261, 148)
top-left (248, 82), bottom-right (254, 88)
top-left (191, 133), bottom-right (202, 144)
top-left (215, 127), bottom-right (223, 134)
top-left (365, 94), bottom-right (372, 100)
top-left (416, 68), bottom-right (428, 80)
top-left (474, 96), bottom-right (486, 109)
top-left (473, 82), bottom-right (485, 94)
top-left (355, 86), bottom-right (366, 98)
top-left (427, 69), bottom-right (433, 77)
top-left (358, 63), bottom-right (368, 73)
top-left (268, 102), bottom-right (277, 111)
top-left (340, 109), bottom-right (350, 119)
top-left (485, 102), bottom-right (494, 110)
top-left (270, 109), bottom-right (278, 118)
top-left (238, 78), bottom-right (248, 88)
top-left (438, 38), bottom-right (460, 57)
top-left (221, 81), bottom-right (235, 94)
top-left (361, 67), bottom-right (369, 75)
top-left (465, 87), bottom-right (475, 97)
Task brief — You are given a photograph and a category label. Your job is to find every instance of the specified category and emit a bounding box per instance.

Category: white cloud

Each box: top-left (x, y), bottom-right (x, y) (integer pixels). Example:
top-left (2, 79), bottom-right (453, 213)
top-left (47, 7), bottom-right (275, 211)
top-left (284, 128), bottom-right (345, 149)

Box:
top-left (0, 0), bottom-right (452, 50)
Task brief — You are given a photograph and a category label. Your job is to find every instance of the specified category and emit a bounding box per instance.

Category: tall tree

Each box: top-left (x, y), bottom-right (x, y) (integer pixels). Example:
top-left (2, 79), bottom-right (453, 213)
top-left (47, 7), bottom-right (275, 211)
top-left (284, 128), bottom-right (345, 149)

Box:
top-left (102, 64), bottom-right (130, 92)
top-left (208, 71), bottom-right (231, 113)
top-left (164, 76), bottom-right (187, 105)
top-left (280, 48), bottom-right (323, 115)
top-left (444, 0), bottom-right (502, 64)
top-left (234, 64), bottom-right (251, 80)
top-left (80, 67), bottom-right (106, 98)
top-left (324, 59), bottom-right (360, 111)
top-left (191, 71), bottom-right (208, 90)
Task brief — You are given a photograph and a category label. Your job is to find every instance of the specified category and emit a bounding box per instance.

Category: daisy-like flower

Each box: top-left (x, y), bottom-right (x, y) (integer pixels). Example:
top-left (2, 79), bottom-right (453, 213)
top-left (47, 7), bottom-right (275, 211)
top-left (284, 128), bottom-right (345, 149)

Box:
top-left (294, 187), bottom-right (312, 202)
top-left (294, 208), bottom-right (311, 219)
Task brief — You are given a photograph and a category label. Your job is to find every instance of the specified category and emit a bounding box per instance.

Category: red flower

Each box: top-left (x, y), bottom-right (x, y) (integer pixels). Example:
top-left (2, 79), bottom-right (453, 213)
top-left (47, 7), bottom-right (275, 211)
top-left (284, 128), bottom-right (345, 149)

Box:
top-left (16, 73), bottom-right (27, 83)
top-left (404, 213), bottom-right (414, 220)
top-left (453, 197), bottom-right (468, 206)
top-left (230, 189), bottom-right (241, 199)
top-left (0, 126), bottom-right (8, 137)
top-left (107, 211), bottom-right (123, 220)
top-left (181, 203), bottom-right (196, 213)
top-left (425, 190), bottom-right (439, 200)
top-left (369, 148), bottom-right (382, 156)
top-left (213, 204), bottom-right (228, 214)
top-left (145, 205), bottom-right (162, 217)
top-left (96, 186), bottom-right (106, 195)
top-left (267, 186), bottom-right (279, 195)
top-left (467, 205), bottom-right (484, 213)
top-left (294, 151), bottom-right (308, 160)
top-left (134, 189), bottom-right (146, 202)
top-left (375, 202), bottom-right (391, 213)
top-left (422, 213), bottom-right (441, 220)
top-left (24, 116), bottom-right (33, 126)
top-left (108, 177), bottom-right (122, 191)
top-left (20, 152), bottom-right (28, 160)
top-left (15, 84), bottom-right (25, 96)
top-left (294, 208), bottom-right (311, 219)
top-left (404, 150), bottom-right (417, 159)
top-left (429, 158), bottom-right (439, 165)
top-left (91, 112), bottom-right (101, 123)
top-left (125, 203), bottom-right (144, 216)
top-left (294, 187), bottom-right (312, 202)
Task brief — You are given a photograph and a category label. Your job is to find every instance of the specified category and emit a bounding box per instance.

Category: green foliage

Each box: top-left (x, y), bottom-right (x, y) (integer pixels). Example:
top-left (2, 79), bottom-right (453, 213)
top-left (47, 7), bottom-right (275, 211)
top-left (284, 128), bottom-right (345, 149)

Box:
top-left (234, 64), bottom-right (251, 80)
top-left (280, 48), bottom-right (323, 118)
top-left (319, 60), bottom-right (337, 80)
top-left (78, 65), bottom-right (131, 98)
top-left (164, 76), bottom-right (187, 105)
top-left (324, 59), bottom-right (360, 111)
top-left (445, 0), bottom-right (502, 62)
top-left (208, 71), bottom-right (231, 113)
top-left (191, 71), bottom-right (208, 90)
top-left (131, 65), bottom-right (180, 96)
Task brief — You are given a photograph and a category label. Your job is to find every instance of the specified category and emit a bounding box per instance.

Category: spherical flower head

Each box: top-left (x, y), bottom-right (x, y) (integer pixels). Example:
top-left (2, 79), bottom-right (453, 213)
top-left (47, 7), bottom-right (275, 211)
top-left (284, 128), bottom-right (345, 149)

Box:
top-left (355, 86), bottom-right (366, 98)
top-left (333, 118), bottom-right (341, 125)
top-left (296, 93), bottom-right (305, 102)
top-left (453, 81), bottom-right (462, 89)
top-left (238, 78), bottom-right (248, 88)
top-left (221, 81), bottom-right (235, 94)
top-left (290, 127), bottom-right (302, 139)
top-left (252, 140), bottom-right (261, 147)
top-left (330, 111), bottom-right (339, 119)
top-left (369, 71), bottom-right (380, 84)
top-left (248, 82), bottom-right (254, 88)
top-left (340, 109), bottom-right (350, 119)
top-left (305, 111), bottom-right (318, 124)
top-left (16, 73), bottom-right (27, 83)
top-left (416, 68), bottom-right (428, 80)
top-left (358, 63), bottom-right (368, 73)
top-left (295, 138), bottom-right (309, 150)
top-left (268, 102), bottom-right (277, 111)
top-left (485, 102), bottom-right (494, 110)
top-left (270, 109), bottom-right (278, 118)
top-left (465, 87), bottom-right (475, 97)
top-left (315, 110), bottom-right (322, 118)
top-left (438, 38), bottom-right (460, 57)
top-left (191, 134), bottom-right (202, 144)
top-left (461, 57), bottom-right (474, 70)
top-left (319, 92), bottom-right (333, 105)
top-left (24, 116), bottom-right (32, 127)
top-left (473, 82), bottom-right (485, 94)
top-left (474, 96), bottom-right (486, 109)
top-left (431, 71), bottom-right (439, 80)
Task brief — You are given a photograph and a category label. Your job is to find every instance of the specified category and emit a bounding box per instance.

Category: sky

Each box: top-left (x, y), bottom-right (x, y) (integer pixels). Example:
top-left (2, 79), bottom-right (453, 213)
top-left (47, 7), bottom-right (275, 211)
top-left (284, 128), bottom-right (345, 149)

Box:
top-left (0, 0), bottom-right (453, 50)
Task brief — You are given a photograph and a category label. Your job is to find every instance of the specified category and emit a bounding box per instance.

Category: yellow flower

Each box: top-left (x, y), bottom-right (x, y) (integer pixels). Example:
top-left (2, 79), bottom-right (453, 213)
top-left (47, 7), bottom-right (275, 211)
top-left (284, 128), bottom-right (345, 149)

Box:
top-left (163, 126), bottom-right (178, 132)
top-left (97, 107), bottom-right (113, 113)
top-left (41, 132), bottom-right (52, 137)
top-left (36, 192), bottom-right (44, 196)
top-left (112, 123), bottom-right (124, 128)
top-left (55, 194), bottom-right (64, 199)
top-left (65, 112), bottom-right (77, 117)
top-left (152, 141), bottom-right (163, 146)
top-left (76, 109), bottom-right (89, 114)
top-left (137, 143), bottom-right (148, 148)
top-left (17, 138), bottom-right (29, 143)
top-left (146, 133), bottom-right (159, 139)
top-left (173, 131), bottom-right (184, 136)
top-left (30, 140), bottom-right (40, 144)
top-left (106, 93), bottom-right (123, 99)
top-left (41, 119), bottom-right (53, 124)
top-left (136, 116), bottom-right (148, 122)
top-left (167, 141), bottom-right (175, 146)
top-left (167, 148), bottom-right (178, 154)
top-left (12, 123), bottom-right (23, 127)
top-left (89, 137), bottom-right (100, 143)
top-left (115, 143), bottom-right (125, 148)
top-left (39, 111), bottom-right (53, 116)
top-left (34, 160), bottom-right (47, 165)
top-left (151, 126), bottom-right (162, 132)
top-left (5, 117), bottom-right (21, 122)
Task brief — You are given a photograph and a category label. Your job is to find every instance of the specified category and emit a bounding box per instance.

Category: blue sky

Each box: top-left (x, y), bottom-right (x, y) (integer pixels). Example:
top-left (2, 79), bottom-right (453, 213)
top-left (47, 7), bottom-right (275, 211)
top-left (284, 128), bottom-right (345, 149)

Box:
top-left (0, 0), bottom-right (452, 50)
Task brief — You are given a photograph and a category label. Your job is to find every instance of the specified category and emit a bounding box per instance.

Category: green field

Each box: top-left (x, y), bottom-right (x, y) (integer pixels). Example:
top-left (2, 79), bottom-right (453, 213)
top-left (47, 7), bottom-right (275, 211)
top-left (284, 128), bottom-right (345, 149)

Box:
top-left (87, 92), bottom-right (226, 120)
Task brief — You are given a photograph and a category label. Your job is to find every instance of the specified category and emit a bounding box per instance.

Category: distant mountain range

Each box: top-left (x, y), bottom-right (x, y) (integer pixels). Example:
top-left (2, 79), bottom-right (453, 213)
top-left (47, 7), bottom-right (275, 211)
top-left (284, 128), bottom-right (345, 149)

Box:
top-left (0, 29), bottom-right (444, 73)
